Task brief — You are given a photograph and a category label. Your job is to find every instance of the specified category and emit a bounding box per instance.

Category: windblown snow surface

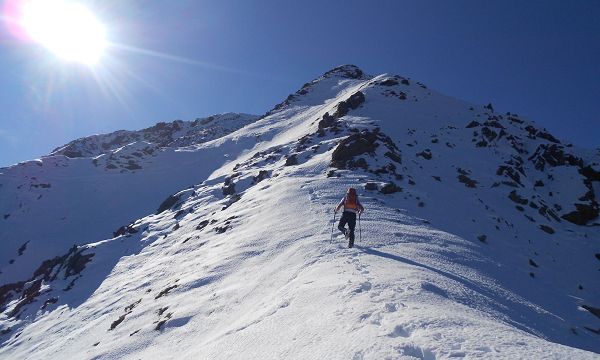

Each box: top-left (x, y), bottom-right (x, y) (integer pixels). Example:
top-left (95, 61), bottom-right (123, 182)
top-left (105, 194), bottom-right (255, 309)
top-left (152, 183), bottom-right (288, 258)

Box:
top-left (1, 65), bottom-right (599, 359)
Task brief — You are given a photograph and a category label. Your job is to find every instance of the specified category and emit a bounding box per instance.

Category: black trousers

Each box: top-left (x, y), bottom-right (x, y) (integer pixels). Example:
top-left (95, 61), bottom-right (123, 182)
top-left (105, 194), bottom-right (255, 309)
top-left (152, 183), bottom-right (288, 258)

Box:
top-left (338, 211), bottom-right (357, 245)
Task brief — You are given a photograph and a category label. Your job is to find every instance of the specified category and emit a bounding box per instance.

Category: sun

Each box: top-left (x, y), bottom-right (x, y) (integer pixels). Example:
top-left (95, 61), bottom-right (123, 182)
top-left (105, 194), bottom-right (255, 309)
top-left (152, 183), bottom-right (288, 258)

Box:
top-left (19, 0), bottom-right (107, 65)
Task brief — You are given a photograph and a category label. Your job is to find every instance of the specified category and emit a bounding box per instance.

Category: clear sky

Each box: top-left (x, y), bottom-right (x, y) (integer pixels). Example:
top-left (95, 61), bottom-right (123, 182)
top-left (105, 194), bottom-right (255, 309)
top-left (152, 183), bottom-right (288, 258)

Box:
top-left (0, 0), bottom-right (598, 167)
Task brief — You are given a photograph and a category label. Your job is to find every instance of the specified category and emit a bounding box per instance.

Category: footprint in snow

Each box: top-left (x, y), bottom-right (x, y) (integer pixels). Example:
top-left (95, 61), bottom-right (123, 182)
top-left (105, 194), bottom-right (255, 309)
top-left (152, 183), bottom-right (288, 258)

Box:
top-left (353, 281), bottom-right (372, 294)
top-left (387, 324), bottom-right (411, 338)
top-left (395, 344), bottom-right (436, 360)
top-left (384, 302), bottom-right (398, 312)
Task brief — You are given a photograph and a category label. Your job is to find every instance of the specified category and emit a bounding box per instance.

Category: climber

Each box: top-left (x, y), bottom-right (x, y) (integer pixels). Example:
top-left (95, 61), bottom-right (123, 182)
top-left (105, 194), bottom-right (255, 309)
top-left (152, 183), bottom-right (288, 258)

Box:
top-left (334, 187), bottom-right (364, 248)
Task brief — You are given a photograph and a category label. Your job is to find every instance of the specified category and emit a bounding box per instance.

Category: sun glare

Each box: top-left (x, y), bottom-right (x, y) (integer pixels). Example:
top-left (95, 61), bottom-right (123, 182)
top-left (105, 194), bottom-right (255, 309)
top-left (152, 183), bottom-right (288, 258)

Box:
top-left (19, 0), bottom-right (106, 65)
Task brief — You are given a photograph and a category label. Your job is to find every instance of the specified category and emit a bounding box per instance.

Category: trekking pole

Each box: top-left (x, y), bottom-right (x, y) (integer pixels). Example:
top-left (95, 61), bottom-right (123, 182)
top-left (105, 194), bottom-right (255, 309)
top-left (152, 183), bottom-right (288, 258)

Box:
top-left (330, 211), bottom-right (336, 243)
top-left (358, 212), bottom-right (362, 244)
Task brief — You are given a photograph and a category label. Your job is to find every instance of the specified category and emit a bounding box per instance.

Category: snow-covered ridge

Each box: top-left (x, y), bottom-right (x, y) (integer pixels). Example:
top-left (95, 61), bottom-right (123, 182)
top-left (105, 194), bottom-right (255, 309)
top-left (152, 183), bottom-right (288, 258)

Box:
top-left (1, 65), bottom-right (599, 359)
top-left (49, 112), bottom-right (259, 159)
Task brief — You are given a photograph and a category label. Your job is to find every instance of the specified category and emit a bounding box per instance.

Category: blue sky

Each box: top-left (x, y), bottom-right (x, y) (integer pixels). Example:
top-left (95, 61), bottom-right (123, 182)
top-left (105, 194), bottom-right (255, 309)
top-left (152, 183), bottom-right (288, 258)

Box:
top-left (0, 0), bottom-right (598, 167)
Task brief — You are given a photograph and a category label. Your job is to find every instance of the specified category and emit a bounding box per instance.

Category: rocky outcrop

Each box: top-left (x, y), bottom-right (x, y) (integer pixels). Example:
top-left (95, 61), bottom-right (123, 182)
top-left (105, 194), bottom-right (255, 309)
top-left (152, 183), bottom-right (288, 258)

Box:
top-left (330, 129), bottom-right (401, 172)
top-left (561, 204), bottom-right (599, 225)
top-left (380, 182), bottom-right (401, 194)
top-left (322, 65), bottom-right (366, 80)
top-left (318, 91), bottom-right (366, 133)
top-left (0, 245), bottom-right (94, 318)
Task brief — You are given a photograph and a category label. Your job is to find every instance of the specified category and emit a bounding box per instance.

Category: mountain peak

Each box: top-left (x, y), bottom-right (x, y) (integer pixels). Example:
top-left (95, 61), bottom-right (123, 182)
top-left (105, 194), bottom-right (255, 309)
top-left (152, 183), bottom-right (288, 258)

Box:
top-left (1, 66), bottom-right (599, 359)
top-left (322, 64), bottom-right (368, 80)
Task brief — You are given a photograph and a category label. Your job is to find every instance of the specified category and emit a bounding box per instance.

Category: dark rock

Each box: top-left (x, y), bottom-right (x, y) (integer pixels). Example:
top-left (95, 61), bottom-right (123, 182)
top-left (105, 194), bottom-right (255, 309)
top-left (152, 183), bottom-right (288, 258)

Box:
top-left (401, 79), bottom-right (410, 85)
top-left (484, 103), bottom-right (494, 112)
top-left (285, 154), bottom-right (298, 166)
top-left (334, 91), bottom-right (366, 118)
top-left (9, 279), bottom-right (42, 317)
top-left (537, 131), bottom-right (560, 143)
top-left (508, 190), bottom-right (528, 205)
top-left (155, 320), bottom-right (167, 331)
top-left (155, 285), bottom-right (178, 299)
top-left (507, 116), bottom-right (524, 124)
top-left (539, 225), bottom-right (555, 234)
top-left (379, 78), bottom-right (399, 86)
top-left (584, 327), bottom-right (600, 335)
top-left (156, 194), bottom-right (181, 214)
top-left (384, 151), bottom-right (402, 163)
top-left (323, 65), bottom-right (364, 79)
top-left (484, 120), bottom-right (505, 129)
top-left (528, 144), bottom-right (582, 171)
top-left (496, 166), bottom-right (522, 185)
top-left (222, 178), bottom-right (236, 196)
top-left (416, 149), bottom-right (432, 160)
top-left (17, 241), bottom-right (29, 256)
top-left (331, 130), bottom-right (379, 169)
top-left (318, 112), bottom-right (336, 130)
top-left (466, 121), bottom-right (480, 128)
top-left (582, 305), bottom-right (600, 320)
top-left (64, 248), bottom-right (94, 278)
top-left (196, 220), bottom-right (209, 231)
top-left (561, 204), bottom-right (599, 225)
top-left (215, 226), bottom-right (228, 234)
top-left (477, 235), bottom-right (487, 243)
top-left (580, 165), bottom-right (600, 183)
top-left (529, 202), bottom-right (539, 209)
top-left (0, 282), bottom-right (25, 311)
top-left (481, 127), bottom-right (497, 142)
top-left (3, 214), bottom-right (9, 220)
top-left (62, 150), bottom-right (84, 158)
top-left (534, 180), bottom-right (544, 187)
top-left (253, 170), bottom-right (269, 184)
top-left (364, 182), bottom-right (378, 190)
top-left (221, 194), bottom-right (241, 210)
top-left (528, 259), bottom-right (539, 267)
top-left (349, 158), bottom-right (369, 170)
top-left (113, 224), bottom-right (138, 237)
top-left (380, 182), bottom-right (401, 194)
top-left (158, 307), bottom-right (169, 316)
top-left (124, 161), bottom-right (142, 170)
top-left (33, 256), bottom-right (64, 280)
top-left (109, 315), bottom-right (126, 330)
top-left (457, 174), bottom-right (477, 188)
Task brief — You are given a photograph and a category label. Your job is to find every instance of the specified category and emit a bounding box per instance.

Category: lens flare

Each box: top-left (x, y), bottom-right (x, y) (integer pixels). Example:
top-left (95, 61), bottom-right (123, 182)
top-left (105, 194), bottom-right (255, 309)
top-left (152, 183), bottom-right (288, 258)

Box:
top-left (5, 0), bottom-right (107, 65)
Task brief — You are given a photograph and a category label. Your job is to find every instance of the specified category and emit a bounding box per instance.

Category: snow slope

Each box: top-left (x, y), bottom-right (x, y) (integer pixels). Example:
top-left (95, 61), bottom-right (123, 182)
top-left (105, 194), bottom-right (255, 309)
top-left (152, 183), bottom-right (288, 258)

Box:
top-left (1, 65), bottom-right (599, 359)
top-left (0, 113), bottom-right (258, 284)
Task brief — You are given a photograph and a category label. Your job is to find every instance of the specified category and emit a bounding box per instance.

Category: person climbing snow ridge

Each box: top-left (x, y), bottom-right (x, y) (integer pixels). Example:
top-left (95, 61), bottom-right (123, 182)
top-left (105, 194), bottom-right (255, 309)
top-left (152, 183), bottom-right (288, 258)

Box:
top-left (334, 187), bottom-right (364, 248)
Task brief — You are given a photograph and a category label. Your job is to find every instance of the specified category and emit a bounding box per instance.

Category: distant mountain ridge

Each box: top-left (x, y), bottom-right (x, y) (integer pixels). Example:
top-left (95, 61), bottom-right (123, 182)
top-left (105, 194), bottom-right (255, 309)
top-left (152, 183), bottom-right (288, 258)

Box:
top-left (50, 112), bottom-right (259, 159)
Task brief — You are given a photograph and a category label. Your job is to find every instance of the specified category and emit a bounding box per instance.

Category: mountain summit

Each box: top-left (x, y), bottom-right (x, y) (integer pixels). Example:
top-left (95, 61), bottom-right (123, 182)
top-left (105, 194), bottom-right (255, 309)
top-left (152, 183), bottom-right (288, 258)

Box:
top-left (1, 66), bottom-right (599, 359)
